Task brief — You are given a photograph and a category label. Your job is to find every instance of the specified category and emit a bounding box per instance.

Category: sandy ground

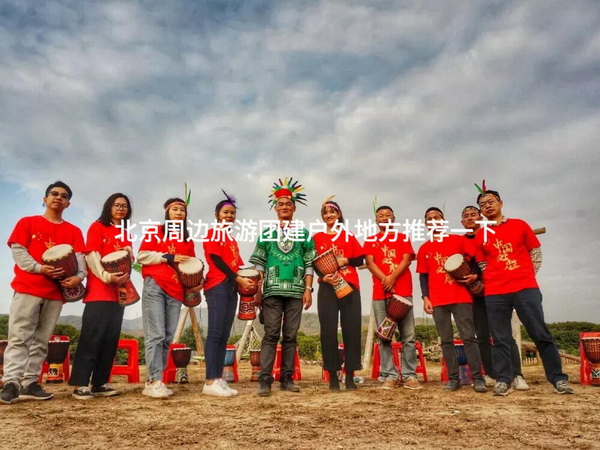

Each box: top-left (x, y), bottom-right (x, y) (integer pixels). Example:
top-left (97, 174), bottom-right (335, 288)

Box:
top-left (1, 362), bottom-right (597, 450)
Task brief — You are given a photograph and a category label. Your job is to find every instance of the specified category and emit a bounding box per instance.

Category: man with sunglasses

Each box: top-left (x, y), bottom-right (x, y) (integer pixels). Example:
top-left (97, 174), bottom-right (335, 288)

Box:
top-left (1, 181), bottom-right (86, 404)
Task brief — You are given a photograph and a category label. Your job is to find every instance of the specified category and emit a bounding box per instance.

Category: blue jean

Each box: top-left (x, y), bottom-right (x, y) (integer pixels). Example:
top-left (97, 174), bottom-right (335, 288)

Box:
top-left (142, 277), bottom-right (182, 382)
top-left (486, 288), bottom-right (567, 385)
top-left (372, 297), bottom-right (417, 380)
top-left (204, 280), bottom-right (238, 380)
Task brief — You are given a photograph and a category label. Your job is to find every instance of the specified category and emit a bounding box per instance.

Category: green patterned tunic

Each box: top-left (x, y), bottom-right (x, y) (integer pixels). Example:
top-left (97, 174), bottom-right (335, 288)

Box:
top-left (249, 227), bottom-right (316, 299)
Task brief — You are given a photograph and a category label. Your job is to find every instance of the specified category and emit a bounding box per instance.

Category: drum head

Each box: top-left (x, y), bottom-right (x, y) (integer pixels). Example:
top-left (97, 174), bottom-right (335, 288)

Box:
top-left (179, 257), bottom-right (204, 274)
top-left (42, 244), bottom-right (74, 262)
top-left (443, 253), bottom-right (465, 272)
top-left (101, 250), bottom-right (129, 263)
top-left (238, 269), bottom-right (259, 278)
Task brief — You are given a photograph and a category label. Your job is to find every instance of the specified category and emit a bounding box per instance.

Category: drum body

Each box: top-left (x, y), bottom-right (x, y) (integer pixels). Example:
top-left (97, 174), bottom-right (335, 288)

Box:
top-left (581, 337), bottom-right (600, 386)
top-left (222, 347), bottom-right (236, 383)
top-left (177, 258), bottom-right (205, 307)
top-left (237, 269), bottom-right (259, 320)
top-left (0, 340), bottom-right (7, 380)
top-left (171, 347), bottom-right (192, 384)
top-left (249, 350), bottom-right (261, 382)
top-left (312, 249), bottom-right (354, 299)
top-left (101, 250), bottom-right (140, 306)
top-left (42, 244), bottom-right (86, 302)
top-left (375, 295), bottom-right (413, 343)
top-left (46, 339), bottom-right (70, 383)
top-left (443, 253), bottom-right (484, 295)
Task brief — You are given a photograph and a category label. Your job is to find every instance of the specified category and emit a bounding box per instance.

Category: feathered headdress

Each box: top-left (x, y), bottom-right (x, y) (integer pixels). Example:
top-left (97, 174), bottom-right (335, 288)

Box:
top-left (221, 189), bottom-right (237, 207)
top-left (269, 177), bottom-right (306, 208)
top-left (474, 179), bottom-right (487, 196)
top-left (372, 195), bottom-right (378, 216)
top-left (184, 182), bottom-right (192, 206)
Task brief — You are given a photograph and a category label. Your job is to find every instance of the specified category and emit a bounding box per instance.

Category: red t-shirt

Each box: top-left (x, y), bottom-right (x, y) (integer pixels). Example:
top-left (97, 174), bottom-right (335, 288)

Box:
top-left (139, 229), bottom-right (196, 301)
top-left (84, 221), bottom-right (133, 303)
top-left (473, 218), bottom-right (540, 295)
top-left (203, 227), bottom-right (244, 292)
top-left (7, 215), bottom-right (85, 301)
top-left (313, 231), bottom-right (363, 289)
top-left (416, 235), bottom-right (472, 307)
top-left (364, 232), bottom-right (415, 299)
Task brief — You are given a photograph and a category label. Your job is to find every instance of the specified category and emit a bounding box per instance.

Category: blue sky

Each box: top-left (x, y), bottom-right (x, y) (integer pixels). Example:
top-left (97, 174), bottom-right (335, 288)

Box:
top-left (1, 0), bottom-right (599, 322)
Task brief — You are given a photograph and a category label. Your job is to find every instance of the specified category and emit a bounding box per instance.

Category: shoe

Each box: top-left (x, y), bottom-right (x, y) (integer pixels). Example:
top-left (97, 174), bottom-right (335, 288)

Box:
top-left (91, 384), bottom-right (119, 397)
top-left (554, 380), bottom-right (574, 395)
top-left (403, 377), bottom-right (422, 390)
top-left (493, 381), bottom-right (513, 396)
top-left (142, 380), bottom-right (171, 399)
top-left (444, 379), bottom-right (461, 391)
top-left (329, 371), bottom-right (340, 391)
top-left (257, 381), bottom-right (271, 397)
top-left (345, 378), bottom-right (357, 391)
top-left (381, 379), bottom-right (397, 389)
top-left (512, 375), bottom-right (530, 391)
top-left (0, 382), bottom-right (20, 404)
top-left (203, 380), bottom-right (233, 397)
top-left (377, 376), bottom-right (386, 383)
top-left (72, 386), bottom-right (94, 400)
top-left (217, 379), bottom-right (238, 396)
top-left (484, 375), bottom-right (495, 387)
top-left (473, 378), bottom-right (488, 393)
top-left (280, 376), bottom-right (300, 392)
top-left (19, 382), bottom-right (53, 401)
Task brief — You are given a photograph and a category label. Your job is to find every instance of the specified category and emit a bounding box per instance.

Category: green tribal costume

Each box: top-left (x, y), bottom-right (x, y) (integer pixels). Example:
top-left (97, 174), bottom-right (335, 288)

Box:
top-left (249, 227), bottom-right (316, 299)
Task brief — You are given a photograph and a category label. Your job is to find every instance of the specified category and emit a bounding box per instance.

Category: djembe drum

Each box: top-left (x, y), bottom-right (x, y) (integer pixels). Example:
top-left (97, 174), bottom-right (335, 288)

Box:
top-left (581, 337), bottom-right (600, 386)
top-left (42, 244), bottom-right (86, 302)
top-left (101, 250), bottom-right (140, 306)
top-left (45, 337), bottom-right (70, 383)
top-left (0, 340), bottom-right (7, 381)
top-left (176, 258), bottom-right (204, 307)
top-left (249, 350), bottom-right (261, 382)
top-left (443, 254), bottom-right (483, 295)
top-left (237, 269), bottom-right (260, 320)
top-left (171, 347), bottom-right (192, 384)
top-left (222, 347), bottom-right (236, 383)
top-left (375, 295), bottom-right (413, 343)
top-left (312, 249), bottom-right (353, 299)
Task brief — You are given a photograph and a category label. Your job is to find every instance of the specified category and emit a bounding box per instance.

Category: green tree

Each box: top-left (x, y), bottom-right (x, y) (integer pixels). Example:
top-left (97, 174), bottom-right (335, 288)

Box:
top-left (0, 315), bottom-right (8, 339)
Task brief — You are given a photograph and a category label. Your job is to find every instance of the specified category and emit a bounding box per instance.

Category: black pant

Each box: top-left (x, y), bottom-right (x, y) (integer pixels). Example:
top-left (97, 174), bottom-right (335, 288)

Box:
top-left (259, 296), bottom-right (303, 382)
top-left (69, 301), bottom-right (124, 387)
top-left (472, 296), bottom-right (522, 379)
top-left (317, 283), bottom-right (362, 372)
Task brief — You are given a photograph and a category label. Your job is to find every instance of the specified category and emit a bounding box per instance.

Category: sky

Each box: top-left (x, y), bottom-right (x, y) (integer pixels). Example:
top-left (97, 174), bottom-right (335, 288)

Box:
top-left (1, 0), bottom-right (599, 323)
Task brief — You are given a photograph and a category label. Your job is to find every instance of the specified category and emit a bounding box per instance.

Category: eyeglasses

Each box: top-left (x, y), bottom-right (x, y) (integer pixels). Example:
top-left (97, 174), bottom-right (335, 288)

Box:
top-left (113, 203), bottom-right (129, 210)
top-left (478, 199), bottom-right (498, 208)
top-left (48, 191), bottom-right (70, 200)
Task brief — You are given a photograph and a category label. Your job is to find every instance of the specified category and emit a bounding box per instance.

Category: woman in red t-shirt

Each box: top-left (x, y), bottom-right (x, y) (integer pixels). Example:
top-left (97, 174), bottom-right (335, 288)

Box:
top-left (138, 197), bottom-right (200, 399)
top-left (201, 191), bottom-right (254, 397)
top-left (69, 193), bottom-right (133, 400)
top-left (313, 198), bottom-right (364, 391)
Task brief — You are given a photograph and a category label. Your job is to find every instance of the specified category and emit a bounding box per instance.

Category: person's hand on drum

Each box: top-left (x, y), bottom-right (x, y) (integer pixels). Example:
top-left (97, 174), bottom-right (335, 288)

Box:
top-left (173, 254), bottom-right (190, 263)
top-left (335, 256), bottom-right (348, 268)
top-left (110, 271), bottom-right (129, 285)
top-left (41, 265), bottom-right (65, 279)
top-left (457, 273), bottom-right (478, 285)
top-left (323, 273), bottom-right (340, 286)
top-left (61, 275), bottom-right (83, 287)
top-left (236, 277), bottom-right (255, 291)
top-left (423, 296), bottom-right (433, 314)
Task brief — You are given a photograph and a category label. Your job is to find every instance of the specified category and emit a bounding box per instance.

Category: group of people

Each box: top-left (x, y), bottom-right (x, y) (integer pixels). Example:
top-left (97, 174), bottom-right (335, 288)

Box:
top-left (0, 177), bottom-right (573, 405)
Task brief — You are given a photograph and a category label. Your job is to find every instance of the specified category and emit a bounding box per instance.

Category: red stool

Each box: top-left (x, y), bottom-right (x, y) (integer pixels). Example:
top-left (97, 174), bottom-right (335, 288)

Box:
top-left (272, 345), bottom-right (302, 381)
top-left (163, 343), bottom-right (189, 384)
top-left (580, 331), bottom-right (600, 385)
top-left (110, 339), bottom-right (140, 383)
top-left (39, 335), bottom-right (70, 383)
top-left (371, 341), bottom-right (428, 382)
top-left (440, 339), bottom-right (484, 384)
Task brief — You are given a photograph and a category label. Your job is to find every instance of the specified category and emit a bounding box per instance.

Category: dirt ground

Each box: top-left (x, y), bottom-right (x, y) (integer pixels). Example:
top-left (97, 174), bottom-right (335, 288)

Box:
top-left (1, 362), bottom-right (597, 450)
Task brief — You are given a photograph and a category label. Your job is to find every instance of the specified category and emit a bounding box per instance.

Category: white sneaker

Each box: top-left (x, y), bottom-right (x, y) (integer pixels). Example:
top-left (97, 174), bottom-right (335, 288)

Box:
top-left (512, 375), bottom-right (530, 391)
top-left (142, 380), bottom-right (171, 399)
top-left (203, 380), bottom-right (233, 397)
top-left (484, 375), bottom-right (496, 387)
top-left (218, 378), bottom-right (238, 396)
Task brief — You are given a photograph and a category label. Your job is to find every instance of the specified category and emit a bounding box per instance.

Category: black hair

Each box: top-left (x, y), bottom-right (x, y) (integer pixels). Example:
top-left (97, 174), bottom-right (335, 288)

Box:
top-left (424, 206), bottom-right (444, 219)
top-left (476, 190), bottom-right (501, 204)
top-left (376, 205), bottom-right (394, 214)
top-left (45, 181), bottom-right (73, 199)
top-left (461, 205), bottom-right (480, 217)
top-left (98, 193), bottom-right (132, 227)
top-left (163, 197), bottom-right (189, 241)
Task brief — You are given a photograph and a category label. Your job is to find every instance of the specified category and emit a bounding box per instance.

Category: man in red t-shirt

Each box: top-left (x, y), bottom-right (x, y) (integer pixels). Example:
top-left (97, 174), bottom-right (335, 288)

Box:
top-left (474, 188), bottom-right (573, 396)
top-left (417, 207), bottom-right (486, 393)
top-left (1, 181), bottom-right (86, 405)
top-left (365, 205), bottom-right (421, 390)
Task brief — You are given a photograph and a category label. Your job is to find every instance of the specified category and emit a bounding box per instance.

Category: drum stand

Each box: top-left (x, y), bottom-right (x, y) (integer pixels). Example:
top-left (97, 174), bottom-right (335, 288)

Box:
top-left (173, 307), bottom-right (204, 357)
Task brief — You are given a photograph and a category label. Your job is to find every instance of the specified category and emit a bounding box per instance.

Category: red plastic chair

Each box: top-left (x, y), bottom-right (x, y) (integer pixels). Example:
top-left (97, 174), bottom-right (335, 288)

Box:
top-left (371, 341), bottom-right (428, 382)
top-left (272, 345), bottom-right (301, 381)
top-left (110, 339), bottom-right (140, 383)
top-left (579, 331), bottom-right (600, 385)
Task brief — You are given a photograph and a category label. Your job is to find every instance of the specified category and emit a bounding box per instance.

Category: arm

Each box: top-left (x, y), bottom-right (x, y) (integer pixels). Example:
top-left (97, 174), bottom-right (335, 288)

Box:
top-left (11, 243), bottom-right (42, 273)
top-left (530, 246), bottom-right (542, 274)
top-left (419, 273), bottom-right (433, 314)
top-left (365, 254), bottom-right (386, 281)
top-left (138, 250), bottom-right (169, 265)
top-left (382, 253), bottom-right (412, 292)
